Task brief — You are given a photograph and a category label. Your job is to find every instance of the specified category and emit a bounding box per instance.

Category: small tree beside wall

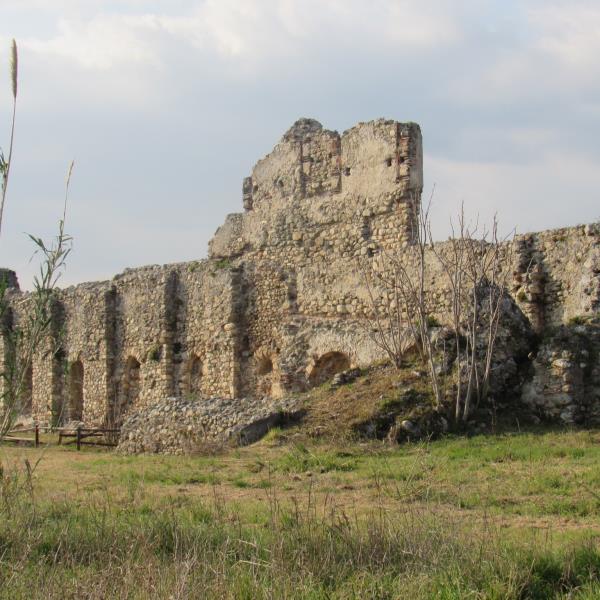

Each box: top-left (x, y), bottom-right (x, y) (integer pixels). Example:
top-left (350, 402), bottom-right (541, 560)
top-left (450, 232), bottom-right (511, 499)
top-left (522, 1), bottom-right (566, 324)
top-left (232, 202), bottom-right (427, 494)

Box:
top-left (360, 193), bottom-right (515, 424)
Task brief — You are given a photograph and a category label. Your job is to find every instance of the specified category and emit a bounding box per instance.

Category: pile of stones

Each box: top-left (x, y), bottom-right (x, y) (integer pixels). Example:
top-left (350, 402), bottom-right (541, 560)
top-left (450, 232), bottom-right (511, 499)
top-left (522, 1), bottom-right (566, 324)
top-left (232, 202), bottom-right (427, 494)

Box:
top-left (330, 368), bottom-right (362, 388)
top-left (118, 395), bottom-right (300, 455)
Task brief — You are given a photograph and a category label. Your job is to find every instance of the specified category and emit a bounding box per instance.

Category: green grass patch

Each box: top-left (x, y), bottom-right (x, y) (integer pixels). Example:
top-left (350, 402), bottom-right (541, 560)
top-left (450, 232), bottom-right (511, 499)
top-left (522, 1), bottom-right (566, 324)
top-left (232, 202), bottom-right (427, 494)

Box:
top-left (274, 444), bottom-right (360, 473)
top-left (2, 426), bottom-right (600, 597)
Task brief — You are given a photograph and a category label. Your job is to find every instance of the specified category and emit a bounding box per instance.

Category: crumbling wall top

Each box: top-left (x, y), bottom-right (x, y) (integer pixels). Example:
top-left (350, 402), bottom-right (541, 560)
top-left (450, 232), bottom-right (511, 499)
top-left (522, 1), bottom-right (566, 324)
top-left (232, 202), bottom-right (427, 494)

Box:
top-left (281, 118), bottom-right (324, 143)
top-left (0, 268), bottom-right (19, 291)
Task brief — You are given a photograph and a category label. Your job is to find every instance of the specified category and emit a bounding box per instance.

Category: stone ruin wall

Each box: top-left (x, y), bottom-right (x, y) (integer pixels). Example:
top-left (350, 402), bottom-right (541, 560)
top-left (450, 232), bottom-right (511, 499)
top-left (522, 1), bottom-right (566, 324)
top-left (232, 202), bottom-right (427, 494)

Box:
top-left (209, 119), bottom-right (424, 398)
top-left (1, 118), bottom-right (599, 429)
top-left (2, 262), bottom-right (239, 427)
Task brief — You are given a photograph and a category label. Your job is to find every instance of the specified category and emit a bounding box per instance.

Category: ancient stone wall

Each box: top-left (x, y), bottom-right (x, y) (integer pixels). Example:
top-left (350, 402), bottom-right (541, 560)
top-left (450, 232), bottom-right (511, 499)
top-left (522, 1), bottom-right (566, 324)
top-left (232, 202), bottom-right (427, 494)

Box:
top-left (3, 260), bottom-right (239, 427)
top-left (206, 119), bottom-right (424, 399)
top-left (511, 225), bottom-right (600, 331)
top-left (1, 118), bottom-right (598, 431)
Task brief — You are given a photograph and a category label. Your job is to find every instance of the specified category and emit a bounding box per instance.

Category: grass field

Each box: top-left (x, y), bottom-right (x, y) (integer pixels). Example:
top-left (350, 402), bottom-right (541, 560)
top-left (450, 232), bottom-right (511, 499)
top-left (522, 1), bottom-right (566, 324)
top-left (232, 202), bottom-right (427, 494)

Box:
top-left (1, 427), bottom-right (600, 598)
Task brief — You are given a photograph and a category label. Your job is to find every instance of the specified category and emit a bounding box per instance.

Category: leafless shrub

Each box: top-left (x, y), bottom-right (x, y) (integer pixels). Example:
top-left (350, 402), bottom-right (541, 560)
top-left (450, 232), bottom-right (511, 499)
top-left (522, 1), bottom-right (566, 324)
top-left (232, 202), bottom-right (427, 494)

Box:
top-left (432, 207), bottom-right (514, 421)
top-left (360, 190), bottom-right (515, 422)
top-left (359, 191), bottom-right (442, 407)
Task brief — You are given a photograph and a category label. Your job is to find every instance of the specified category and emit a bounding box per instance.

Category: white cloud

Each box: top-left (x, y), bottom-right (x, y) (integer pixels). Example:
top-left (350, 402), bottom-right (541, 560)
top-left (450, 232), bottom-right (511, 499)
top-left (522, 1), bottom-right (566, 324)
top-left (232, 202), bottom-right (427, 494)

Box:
top-left (21, 16), bottom-right (159, 70)
top-left (0, 0), bottom-right (598, 286)
top-left (13, 0), bottom-right (464, 72)
top-left (452, 1), bottom-right (600, 107)
top-left (529, 2), bottom-right (600, 71)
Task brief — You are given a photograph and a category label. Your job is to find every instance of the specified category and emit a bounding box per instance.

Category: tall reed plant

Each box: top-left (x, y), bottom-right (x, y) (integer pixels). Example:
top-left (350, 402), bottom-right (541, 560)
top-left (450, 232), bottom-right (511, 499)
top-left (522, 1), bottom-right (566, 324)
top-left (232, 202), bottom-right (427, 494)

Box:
top-left (0, 39), bottom-right (73, 437)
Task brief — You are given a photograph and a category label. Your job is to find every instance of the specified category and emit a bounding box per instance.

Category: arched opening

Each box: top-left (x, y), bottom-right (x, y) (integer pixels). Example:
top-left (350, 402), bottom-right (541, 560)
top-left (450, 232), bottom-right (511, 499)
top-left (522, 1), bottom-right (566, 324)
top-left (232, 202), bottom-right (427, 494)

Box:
top-left (52, 348), bottom-right (66, 427)
top-left (308, 352), bottom-right (351, 387)
top-left (68, 360), bottom-right (84, 421)
top-left (256, 355), bottom-right (274, 397)
top-left (257, 355), bottom-right (273, 376)
top-left (21, 364), bottom-right (33, 416)
top-left (187, 355), bottom-right (203, 398)
top-left (121, 356), bottom-right (141, 420)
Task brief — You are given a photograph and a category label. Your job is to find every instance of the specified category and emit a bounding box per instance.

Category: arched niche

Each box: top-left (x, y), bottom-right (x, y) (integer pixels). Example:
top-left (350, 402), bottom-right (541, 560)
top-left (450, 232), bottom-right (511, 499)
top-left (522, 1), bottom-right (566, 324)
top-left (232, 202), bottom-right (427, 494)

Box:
top-left (120, 356), bottom-right (141, 421)
top-left (308, 352), bottom-right (350, 387)
top-left (255, 351), bottom-right (277, 398)
top-left (68, 360), bottom-right (84, 421)
top-left (187, 354), bottom-right (203, 398)
top-left (20, 364), bottom-right (33, 416)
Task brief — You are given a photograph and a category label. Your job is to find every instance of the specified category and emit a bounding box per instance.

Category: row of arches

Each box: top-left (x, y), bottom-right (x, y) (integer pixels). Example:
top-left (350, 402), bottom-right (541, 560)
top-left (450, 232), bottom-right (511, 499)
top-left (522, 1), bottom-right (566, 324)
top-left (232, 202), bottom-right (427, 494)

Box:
top-left (18, 349), bottom-right (353, 423)
top-left (79, 354), bottom-right (205, 422)
top-left (116, 350), bottom-right (351, 411)
top-left (118, 355), bottom-right (204, 422)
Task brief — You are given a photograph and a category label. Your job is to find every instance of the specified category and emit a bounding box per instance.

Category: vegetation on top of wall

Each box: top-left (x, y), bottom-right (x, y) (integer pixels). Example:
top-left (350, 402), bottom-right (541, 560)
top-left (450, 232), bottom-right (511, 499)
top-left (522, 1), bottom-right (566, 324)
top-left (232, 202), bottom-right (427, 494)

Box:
top-left (214, 258), bottom-right (232, 270)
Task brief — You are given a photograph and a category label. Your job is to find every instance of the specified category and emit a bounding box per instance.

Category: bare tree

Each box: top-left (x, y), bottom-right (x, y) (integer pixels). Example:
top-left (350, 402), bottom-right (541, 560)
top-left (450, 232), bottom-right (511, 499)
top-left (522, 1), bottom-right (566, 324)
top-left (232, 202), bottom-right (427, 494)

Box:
top-left (359, 191), bottom-right (443, 408)
top-left (358, 248), bottom-right (412, 370)
top-left (360, 189), bottom-right (515, 423)
top-left (433, 208), bottom-right (514, 422)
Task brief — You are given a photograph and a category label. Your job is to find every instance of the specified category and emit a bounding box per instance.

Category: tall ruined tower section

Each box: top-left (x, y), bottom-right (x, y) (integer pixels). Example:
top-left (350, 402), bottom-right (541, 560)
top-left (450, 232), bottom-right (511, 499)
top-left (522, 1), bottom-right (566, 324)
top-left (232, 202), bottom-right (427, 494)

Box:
top-left (236, 118), bottom-right (422, 248)
top-left (209, 119), bottom-right (424, 398)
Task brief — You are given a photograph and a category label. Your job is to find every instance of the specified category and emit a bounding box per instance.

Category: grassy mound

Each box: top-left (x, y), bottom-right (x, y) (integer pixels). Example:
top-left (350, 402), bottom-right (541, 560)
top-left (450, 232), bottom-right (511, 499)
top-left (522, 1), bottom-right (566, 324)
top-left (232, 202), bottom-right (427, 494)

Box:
top-left (274, 360), bottom-right (530, 445)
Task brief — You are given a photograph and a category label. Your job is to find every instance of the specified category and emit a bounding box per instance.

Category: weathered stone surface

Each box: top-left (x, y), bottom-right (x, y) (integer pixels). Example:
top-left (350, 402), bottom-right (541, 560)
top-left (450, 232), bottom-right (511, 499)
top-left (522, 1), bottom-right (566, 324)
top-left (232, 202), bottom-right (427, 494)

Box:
top-left (1, 117), bottom-right (598, 448)
top-left (331, 368), bottom-right (361, 388)
top-left (521, 320), bottom-right (600, 424)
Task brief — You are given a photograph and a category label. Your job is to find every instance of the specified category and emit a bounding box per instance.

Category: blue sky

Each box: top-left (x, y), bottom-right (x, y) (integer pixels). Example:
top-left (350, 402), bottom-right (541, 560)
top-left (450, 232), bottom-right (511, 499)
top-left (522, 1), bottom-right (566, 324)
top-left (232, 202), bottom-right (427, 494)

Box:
top-left (0, 0), bottom-right (598, 287)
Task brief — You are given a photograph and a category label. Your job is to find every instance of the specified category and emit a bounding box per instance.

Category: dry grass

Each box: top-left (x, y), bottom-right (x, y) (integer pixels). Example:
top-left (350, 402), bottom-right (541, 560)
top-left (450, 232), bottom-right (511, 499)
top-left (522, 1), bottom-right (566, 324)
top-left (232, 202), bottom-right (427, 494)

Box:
top-left (2, 429), bottom-right (600, 598)
top-left (286, 360), bottom-right (434, 441)
top-left (3, 426), bottom-right (600, 534)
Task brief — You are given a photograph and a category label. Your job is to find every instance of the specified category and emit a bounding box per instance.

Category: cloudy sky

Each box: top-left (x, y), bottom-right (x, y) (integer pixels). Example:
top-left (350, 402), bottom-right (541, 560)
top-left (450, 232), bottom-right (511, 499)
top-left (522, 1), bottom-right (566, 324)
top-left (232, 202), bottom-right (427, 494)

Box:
top-left (0, 0), bottom-right (598, 288)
